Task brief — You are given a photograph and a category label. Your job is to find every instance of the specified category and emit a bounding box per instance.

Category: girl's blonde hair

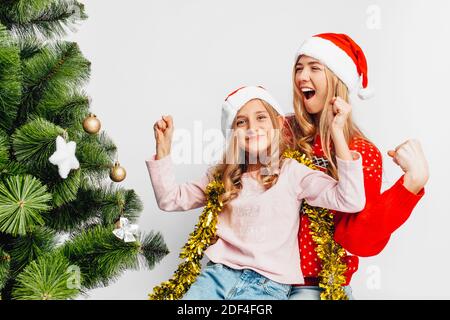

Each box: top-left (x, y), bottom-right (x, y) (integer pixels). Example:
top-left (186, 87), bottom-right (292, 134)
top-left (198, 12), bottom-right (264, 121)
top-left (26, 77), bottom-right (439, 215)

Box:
top-left (292, 58), bottom-right (370, 180)
top-left (213, 99), bottom-right (294, 209)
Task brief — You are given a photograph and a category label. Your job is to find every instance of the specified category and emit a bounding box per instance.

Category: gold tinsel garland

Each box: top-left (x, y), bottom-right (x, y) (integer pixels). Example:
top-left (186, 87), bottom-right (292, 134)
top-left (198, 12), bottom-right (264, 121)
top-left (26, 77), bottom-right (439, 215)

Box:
top-left (149, 174), bottom-right (224, 300)
top-left (283, 149), bottom-right (348, 300)
top-left (149, 150), bottom-right (348, 300)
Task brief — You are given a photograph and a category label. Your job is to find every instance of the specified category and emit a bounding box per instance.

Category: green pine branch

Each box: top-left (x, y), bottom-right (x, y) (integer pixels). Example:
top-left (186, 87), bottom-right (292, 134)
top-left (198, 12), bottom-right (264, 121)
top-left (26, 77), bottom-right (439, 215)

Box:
top-left (9, 226), bottom-right (56, 276)
top-left (60, 225), bottom-right (141, 289)
top-left (12, 117), bottom-right (64, 168)
top-left (12, 251), bottom-right (80, 300)
top-left (139, 231), bottom-right (169, 270)
top-left (0, 174), bottom-right (52, 236)
top-left (43, 183), bottom-right (143, 233)
top-left (0, 246), bottom-right (11, 292)
top-left (0, 22), bottom-right (21, 131)
top-left (18, 41), bottom-right (90, 128)
top-left (34, 90), bottom-right (90, 129)
top-left (94, 182), bottom-right (143, 226)
top-left (0, 0), bottom-right (87, 40)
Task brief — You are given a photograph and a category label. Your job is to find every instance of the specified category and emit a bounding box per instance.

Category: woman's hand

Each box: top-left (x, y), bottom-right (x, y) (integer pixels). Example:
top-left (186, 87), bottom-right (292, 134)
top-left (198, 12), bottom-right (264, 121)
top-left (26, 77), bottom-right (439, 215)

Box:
top-left (329, 96), bottom-right (352, 132)
top-left (153, 115), bottom-right (174, 159)
top-left (328, 97), bottom-right (354, 161)
top-left (387, 139), bottom-right (429, 194)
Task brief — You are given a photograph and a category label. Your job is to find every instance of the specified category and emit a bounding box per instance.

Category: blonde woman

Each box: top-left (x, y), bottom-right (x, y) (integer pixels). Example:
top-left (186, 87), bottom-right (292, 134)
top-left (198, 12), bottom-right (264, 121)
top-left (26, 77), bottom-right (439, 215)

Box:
top-left (287, 33), bottom-right (429, 299)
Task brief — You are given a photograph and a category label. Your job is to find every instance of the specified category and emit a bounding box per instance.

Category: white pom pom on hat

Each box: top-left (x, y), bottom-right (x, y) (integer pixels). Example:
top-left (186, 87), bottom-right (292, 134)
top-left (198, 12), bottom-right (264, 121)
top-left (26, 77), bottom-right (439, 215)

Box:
top-left (295, 33), bottom-right (375, 100)
top-left (221, 86), bottom-right (285, 136)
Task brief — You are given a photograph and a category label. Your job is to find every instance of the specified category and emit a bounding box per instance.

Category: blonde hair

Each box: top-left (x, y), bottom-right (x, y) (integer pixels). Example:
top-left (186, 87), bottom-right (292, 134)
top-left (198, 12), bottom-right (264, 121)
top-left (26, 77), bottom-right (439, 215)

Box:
top-left (292, 59), bottom-right (370, 179)
top-left (213, 99), bottom-right (294, 209)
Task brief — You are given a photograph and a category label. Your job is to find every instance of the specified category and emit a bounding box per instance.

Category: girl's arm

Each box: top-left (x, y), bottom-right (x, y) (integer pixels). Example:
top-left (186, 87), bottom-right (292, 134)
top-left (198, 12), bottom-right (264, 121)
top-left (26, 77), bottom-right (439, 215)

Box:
top-left (290, 154), bottom-right (366, 213)
top-left (146, 155), bottom-right (210, 212)
top-left (148, 115), bottom-right (209, 212)
top-left (290, 96), bottom-right (365, 212)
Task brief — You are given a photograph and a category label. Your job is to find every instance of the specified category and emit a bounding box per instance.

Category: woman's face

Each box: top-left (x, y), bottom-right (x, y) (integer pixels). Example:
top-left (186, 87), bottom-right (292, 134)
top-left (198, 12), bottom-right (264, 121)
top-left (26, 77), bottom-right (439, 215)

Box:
top-left (294, 55), bottom-right (328, 114)
top-left (233, 99), bottom-right (281, 157)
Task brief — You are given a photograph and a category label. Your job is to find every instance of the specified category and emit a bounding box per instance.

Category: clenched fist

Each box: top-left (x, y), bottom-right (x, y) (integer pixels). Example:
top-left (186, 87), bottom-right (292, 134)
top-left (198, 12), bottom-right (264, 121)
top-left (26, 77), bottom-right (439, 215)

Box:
top-left (387, 139), bottom-right (429, 194)
top-left (153, 115), bottom-right (174, 160)
top-left (329, 96), bottom-right (352, 131)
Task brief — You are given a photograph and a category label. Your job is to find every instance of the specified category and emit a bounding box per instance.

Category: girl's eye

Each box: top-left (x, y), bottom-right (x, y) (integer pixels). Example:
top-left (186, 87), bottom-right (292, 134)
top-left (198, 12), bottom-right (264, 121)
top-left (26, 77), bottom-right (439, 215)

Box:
top-left (236, 119), bottom-right (246, 126)
top-left (312, 67), bottom-right (321, 71)
top-left (296, 68), bottom-right (303, 73)
top-left (257, 115), bottom-right (267, 121)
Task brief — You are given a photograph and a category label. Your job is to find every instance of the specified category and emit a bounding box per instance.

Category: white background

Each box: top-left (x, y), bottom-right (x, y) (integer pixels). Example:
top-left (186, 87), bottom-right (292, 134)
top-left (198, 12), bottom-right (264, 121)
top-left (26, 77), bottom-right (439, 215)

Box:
top-left (67, 0), bottom-right (450, 299)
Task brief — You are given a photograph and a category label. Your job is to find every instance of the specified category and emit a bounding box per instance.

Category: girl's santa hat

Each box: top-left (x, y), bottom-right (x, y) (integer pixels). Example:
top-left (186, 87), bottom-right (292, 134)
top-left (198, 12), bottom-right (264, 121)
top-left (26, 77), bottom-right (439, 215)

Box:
top-left (295, 33), bottom-right (375, 100)
top-left (221, 86), bottom-right (285, 136)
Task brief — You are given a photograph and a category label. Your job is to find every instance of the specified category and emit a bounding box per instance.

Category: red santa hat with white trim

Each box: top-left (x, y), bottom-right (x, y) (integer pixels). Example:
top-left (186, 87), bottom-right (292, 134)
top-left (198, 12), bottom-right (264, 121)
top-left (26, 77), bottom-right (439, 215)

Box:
top-left (295, 33), bottom-right (375, 100)
top-left (221, 85), bottom-right (285, 136)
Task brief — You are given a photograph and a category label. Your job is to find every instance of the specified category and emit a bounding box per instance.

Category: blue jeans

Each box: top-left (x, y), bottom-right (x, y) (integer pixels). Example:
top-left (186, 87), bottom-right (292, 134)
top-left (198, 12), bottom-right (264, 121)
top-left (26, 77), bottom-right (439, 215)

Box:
top-left (182, 261), bottom-right (292, 300)
top-left (289, 285), bottom-right (354, 300)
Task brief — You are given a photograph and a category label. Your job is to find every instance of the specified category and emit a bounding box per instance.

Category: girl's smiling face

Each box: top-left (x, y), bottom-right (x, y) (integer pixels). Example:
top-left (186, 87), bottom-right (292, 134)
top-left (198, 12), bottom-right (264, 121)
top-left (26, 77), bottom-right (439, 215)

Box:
top-left (294, 55), bottom-right (328, 114)
top-left (233, 99), bottom-right (282, 157)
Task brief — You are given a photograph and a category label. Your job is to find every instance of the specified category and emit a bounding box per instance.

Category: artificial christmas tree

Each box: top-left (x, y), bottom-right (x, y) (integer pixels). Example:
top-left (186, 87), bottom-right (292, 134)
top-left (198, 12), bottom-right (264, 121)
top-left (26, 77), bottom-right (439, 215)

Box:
top-left (0, 0), bottom-right (168, 300)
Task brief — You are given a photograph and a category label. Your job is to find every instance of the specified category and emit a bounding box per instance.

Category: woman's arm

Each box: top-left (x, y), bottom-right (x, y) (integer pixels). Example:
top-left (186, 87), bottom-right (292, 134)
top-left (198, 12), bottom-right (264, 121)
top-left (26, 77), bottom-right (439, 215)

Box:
top-left (333, 138), bottom-right (425, 257)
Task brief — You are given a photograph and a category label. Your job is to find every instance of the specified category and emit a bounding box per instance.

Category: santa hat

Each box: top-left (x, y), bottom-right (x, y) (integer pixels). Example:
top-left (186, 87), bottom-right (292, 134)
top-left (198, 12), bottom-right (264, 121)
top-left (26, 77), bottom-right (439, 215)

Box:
top-left (221, 86), bottom-right (285, 136)
top-left (295, 33), bottom-right (375, 100)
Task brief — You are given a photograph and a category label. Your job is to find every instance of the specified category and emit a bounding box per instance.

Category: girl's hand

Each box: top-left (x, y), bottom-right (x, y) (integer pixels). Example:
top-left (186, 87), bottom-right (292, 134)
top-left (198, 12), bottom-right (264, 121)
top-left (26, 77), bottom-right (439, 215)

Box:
top-left (387, 139), bottom-right (429, 194)
top-left (329, 97), bottom-right (352, 132)
top-left (153, 115), bottom-right (174, 159)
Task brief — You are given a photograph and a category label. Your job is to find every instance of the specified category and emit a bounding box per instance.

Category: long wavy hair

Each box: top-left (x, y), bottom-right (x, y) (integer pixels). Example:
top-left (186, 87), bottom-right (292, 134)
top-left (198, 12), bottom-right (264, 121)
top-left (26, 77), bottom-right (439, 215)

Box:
top-left (213, 99), bottom-right (294, 209)
top-left (292, 58), bottom-right (371, 179)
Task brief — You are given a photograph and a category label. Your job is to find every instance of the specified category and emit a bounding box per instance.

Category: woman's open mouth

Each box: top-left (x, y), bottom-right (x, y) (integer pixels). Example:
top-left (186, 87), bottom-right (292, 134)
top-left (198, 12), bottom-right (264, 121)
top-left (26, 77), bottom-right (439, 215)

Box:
top-left (301, 88), bottom-right (316, 100)
top-left (246, 135), bottom-right (264, 141)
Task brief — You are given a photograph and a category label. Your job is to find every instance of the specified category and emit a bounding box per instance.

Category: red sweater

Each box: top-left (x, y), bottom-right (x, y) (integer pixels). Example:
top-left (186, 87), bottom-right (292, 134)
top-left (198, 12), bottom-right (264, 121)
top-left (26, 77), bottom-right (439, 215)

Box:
top-left (298, 135), bottom-right (425, 286)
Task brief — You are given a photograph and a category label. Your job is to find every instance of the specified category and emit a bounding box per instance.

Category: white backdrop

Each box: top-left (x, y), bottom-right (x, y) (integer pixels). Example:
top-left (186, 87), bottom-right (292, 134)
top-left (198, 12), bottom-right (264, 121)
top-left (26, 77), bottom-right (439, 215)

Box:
top-left (67, 0), bottom-right (450, 299)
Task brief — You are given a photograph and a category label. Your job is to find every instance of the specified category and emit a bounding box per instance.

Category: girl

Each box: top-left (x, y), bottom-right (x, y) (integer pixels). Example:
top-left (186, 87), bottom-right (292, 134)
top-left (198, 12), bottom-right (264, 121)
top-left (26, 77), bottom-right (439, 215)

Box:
top-left (287, 33), bottom-right (428, 300)
top-left (147, 85), bottom-right (366, 300)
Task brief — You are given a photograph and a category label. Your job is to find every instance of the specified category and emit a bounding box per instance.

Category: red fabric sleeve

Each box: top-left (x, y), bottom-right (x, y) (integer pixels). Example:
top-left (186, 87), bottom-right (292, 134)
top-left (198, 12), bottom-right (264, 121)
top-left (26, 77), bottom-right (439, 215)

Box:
top-left (333, 138), bottom-right (425, 257)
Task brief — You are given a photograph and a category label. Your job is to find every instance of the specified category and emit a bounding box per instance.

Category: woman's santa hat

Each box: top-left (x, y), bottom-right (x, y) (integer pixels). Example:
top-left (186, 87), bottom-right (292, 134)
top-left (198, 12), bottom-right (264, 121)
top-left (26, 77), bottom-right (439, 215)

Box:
top-left (221, 86), bottom-right (285, 136)
top-left (295, 33), bottom-right (375, 100)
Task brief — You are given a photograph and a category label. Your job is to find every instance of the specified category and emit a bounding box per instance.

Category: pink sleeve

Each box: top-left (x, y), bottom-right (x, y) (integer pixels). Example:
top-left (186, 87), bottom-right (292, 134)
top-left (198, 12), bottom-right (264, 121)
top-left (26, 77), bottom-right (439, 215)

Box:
top-left (290, 152), bottom-right (366, 213)
top-left (145, 155), bottom-right (211, 212)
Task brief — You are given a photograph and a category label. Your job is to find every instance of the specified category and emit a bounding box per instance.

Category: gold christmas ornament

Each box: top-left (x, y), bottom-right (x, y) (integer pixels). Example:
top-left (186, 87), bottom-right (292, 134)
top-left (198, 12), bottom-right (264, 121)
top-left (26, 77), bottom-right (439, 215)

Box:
top-left (82, 113), bottom-right (101, 134)
top-left (110, 161), bottom-right (126, 182)
top-left (149, 149), bottom-right (348, 300)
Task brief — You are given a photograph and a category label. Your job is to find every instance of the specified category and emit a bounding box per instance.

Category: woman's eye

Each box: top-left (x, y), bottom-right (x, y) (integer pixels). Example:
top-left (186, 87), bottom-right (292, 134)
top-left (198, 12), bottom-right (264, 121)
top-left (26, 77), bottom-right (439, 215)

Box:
top-left (236, 120), bottom-right (246, 126)
top-left (257, 115), bottom-right (267, 121)
top-left (312, 67), bottom-right (321, 71)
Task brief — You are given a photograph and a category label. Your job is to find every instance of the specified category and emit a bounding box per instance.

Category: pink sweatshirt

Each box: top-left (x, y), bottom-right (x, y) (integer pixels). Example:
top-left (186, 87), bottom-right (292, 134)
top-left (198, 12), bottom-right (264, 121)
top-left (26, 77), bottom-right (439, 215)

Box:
top-left (146, 152), bottom-right (365, 284)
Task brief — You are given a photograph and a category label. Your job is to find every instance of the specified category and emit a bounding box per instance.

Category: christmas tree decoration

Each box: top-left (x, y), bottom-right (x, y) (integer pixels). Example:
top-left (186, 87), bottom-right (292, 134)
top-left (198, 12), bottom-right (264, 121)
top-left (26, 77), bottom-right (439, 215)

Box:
top-left (82, 113), bottom-right (101, 134)
top-left (49, 135), bottom-right (80, 179)
top-left (149, 150), bottom-right (348, 300)
top-left (0, 3), bottom-right (168, 300)
top-left (112, 217), bottom-right (138, 243)
top-left (110, 161), bottom-right (126, 182)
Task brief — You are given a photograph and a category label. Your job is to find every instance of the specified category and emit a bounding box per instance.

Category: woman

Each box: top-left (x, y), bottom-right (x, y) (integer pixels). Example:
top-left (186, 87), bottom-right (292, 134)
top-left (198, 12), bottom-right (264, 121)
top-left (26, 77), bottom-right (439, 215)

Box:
top-left (287, 33), bottom-right (429, 300)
